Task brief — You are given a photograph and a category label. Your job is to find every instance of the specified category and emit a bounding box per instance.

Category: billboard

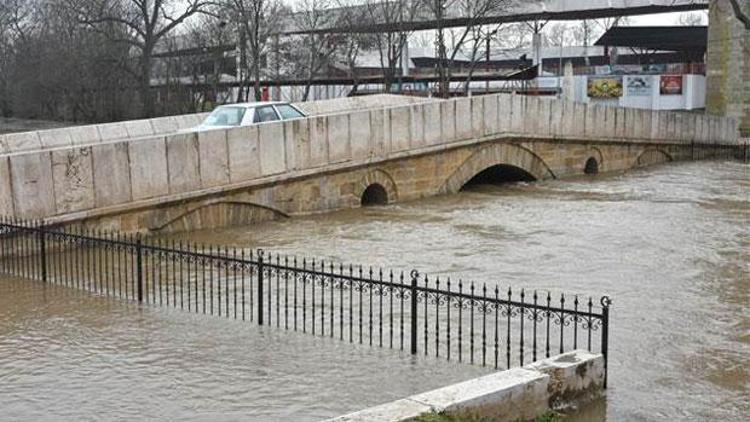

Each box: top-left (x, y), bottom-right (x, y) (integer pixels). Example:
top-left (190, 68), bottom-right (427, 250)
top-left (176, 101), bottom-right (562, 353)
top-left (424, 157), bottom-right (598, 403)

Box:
top-left (626, 75), bottom-right (653, 96)
top-left (660, 75), bottom-right (683, 95)
top-left (587, 76), bottom-right (623, 98)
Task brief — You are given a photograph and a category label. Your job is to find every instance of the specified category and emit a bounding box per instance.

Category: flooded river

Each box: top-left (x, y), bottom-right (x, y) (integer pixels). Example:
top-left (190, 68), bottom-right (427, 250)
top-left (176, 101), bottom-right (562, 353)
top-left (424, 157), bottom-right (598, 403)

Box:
top-left (1, 160), bottom-right (748, 420)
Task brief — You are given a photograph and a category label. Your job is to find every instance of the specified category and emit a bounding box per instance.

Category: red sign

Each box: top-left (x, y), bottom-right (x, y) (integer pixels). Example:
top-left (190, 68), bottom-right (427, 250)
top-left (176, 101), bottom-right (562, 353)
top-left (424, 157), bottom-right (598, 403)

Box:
top-left (660, 75), bottom-right (683, 95)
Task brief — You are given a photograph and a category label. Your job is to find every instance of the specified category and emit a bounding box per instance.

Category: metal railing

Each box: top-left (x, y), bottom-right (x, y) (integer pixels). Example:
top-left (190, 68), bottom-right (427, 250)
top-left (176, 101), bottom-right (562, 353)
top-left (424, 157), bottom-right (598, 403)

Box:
top-left (0, 217), bottom-right (611, 385)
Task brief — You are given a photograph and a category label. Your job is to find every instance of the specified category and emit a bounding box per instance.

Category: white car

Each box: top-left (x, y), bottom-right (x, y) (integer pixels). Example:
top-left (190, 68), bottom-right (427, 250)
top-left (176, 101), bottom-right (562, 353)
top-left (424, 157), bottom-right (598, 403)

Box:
top-left (192, 101), bottom-right (307, 131)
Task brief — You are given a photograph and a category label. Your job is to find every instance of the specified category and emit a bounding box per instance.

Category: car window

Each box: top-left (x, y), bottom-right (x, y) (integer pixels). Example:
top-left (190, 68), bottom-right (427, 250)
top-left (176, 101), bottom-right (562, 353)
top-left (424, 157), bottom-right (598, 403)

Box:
top-left (203, 106), bottom-right (246, 126)
top-left (275, 104), bottom-right (305, 120)
top-left (253, 106), bottom-right (280, 123)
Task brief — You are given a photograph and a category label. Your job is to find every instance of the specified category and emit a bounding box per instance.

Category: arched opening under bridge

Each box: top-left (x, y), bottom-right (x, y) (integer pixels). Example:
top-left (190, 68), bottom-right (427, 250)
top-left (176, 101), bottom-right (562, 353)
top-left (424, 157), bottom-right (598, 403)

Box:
top-left (361, 183), bottom-right (389, 206)
top-left (460, 164), bottom-right (537, 190)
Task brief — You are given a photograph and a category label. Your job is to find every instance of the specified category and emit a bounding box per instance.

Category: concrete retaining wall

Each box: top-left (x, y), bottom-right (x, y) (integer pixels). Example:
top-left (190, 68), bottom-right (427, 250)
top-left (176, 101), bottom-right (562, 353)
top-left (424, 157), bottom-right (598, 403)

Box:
top-left (0, 93), bottom-right (740, 221)
top-left (327, 350), bottom-right (604, 422)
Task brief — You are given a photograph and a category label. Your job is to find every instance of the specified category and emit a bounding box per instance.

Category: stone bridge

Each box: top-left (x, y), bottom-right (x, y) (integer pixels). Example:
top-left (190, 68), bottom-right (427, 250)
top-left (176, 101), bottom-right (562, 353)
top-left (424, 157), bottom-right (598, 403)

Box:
top-left (0, 93), bottom-right (740, 233)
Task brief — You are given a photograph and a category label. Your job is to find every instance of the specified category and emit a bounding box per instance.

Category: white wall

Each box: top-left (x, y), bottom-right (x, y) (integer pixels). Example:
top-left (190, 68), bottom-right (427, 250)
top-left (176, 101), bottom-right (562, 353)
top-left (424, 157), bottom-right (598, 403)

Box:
top-left (568, 74), bottom-right (707, 111)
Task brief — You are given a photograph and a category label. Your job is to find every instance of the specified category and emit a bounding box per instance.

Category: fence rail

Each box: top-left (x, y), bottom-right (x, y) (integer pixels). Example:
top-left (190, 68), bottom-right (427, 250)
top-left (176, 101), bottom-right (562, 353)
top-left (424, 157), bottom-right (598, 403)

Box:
top-left (0, 217), bottom-right (611, 385)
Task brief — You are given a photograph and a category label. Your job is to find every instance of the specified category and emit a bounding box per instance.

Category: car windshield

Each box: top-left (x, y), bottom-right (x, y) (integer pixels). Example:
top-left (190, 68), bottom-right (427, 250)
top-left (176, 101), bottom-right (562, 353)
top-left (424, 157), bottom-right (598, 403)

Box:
top-left (203, 106), bottom-right (246, 126)
top-left (276, 104), bottom-right (304, 119)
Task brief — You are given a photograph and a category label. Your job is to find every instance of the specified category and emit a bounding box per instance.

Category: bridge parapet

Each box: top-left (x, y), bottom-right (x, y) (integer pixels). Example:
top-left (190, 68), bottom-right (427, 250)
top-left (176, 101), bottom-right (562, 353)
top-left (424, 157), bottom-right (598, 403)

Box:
top-left (0, 93), bottom-right (739, 222)
top-left (0, 94), bottom-right (433, 156)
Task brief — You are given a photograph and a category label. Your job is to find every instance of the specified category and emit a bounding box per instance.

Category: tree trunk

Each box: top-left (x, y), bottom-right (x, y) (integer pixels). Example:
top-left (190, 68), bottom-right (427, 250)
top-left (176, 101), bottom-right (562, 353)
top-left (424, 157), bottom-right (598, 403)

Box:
top-left (140, 45), bottom-right (154, 117)
top-left (252, 47), bottom-right (261, 101)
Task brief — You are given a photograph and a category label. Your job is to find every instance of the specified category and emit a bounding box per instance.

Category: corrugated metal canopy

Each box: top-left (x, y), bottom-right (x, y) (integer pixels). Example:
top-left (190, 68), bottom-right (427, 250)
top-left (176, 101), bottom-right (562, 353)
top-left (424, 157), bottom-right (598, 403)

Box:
top-left (594, 26), bottom-right (707, 52)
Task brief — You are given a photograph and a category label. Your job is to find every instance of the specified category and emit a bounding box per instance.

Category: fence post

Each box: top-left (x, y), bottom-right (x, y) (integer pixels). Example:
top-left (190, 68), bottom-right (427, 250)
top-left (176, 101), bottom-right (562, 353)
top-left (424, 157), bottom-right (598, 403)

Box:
top-left (410, 270), bottom-right (419, 355)
top-left (258, 249), bottom-right (264, 325)
top-left (600, 296), bottom-right (611, 388)
top-left (38, 222), bottom-right (47, 283)
top-left (136, 234), bottom-right (143, 303)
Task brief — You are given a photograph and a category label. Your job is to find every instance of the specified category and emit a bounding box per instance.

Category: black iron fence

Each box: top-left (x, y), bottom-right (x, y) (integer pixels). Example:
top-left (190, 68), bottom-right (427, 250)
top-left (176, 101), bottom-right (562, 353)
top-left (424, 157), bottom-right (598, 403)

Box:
top-left (0, 217), bottom-right (611, 385)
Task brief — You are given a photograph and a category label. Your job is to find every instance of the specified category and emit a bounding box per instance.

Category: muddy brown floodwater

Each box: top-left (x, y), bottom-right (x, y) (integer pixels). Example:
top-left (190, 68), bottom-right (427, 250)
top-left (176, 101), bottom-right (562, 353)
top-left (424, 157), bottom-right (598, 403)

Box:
top-left (1, 160), bottom-right (748, 421)
top-left (173, 160), bottom-right (750, 421)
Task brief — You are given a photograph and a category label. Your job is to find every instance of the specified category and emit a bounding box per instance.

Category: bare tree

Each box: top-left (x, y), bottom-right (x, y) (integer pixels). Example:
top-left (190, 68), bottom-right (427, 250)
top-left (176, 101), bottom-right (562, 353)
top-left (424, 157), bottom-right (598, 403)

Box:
top-left (362, 0), bottom-right (418, 94)
top-left (335, 1), bottom-right (374, 95)
top-left (290, 0), bottom-right (341, 101)
top-left (220, 0), bottom-right (285, 102)
top-left (428, 0), bottom-right (513, 97)
top-left (70, 0), bottom-right (214, 117)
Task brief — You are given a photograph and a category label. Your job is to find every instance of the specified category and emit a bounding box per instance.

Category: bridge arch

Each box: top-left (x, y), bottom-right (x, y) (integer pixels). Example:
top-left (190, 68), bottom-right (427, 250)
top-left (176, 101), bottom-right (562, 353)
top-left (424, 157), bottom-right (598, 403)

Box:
top-left (583, 147), bottom-right (604, 175)
top-left (634, 148), bottom-right (673, 168)
top-left (440, 143), bottom-right (555, 193)
top-left (149, 200), bottom-right (288, 233)
top-left (356, 169), bottom-right (398, 206)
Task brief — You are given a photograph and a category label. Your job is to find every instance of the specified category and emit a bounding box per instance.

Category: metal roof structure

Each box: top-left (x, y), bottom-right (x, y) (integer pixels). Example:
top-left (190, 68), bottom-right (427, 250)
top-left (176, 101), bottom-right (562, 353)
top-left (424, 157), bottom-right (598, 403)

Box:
top-left (281, 0), bottom-right (708, 34)
top-left (594, 25), bottom-right (708, 52)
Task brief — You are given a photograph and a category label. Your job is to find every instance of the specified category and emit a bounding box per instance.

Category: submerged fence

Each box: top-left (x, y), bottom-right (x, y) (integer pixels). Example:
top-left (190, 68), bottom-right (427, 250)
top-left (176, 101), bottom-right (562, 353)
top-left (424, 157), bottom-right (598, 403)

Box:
top-left (0, 217), bottom-right (611, 385)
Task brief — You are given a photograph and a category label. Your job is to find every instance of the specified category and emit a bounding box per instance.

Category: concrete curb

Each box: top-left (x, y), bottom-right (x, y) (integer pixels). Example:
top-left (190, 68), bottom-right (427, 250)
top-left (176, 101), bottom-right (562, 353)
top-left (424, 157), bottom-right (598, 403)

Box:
top-left (326, 350), bottom-right (604, 422)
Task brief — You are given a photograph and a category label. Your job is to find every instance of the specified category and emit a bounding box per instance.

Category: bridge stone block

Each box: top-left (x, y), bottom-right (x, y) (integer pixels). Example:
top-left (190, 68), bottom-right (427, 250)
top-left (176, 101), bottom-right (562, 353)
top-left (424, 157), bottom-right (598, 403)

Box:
top-left (198, 129), bottom-right (230, 188)
top-left (497, 94), bottom-right (512, 134)
top-left (10, 151), bottom-right (55, 218)
top-left (129, 137), bottom-right (169, 201)
top-left (390, 106), bottom-right (411, 152)
top-left (5, 131), bottom-right (42, 153)
top-left (92, 142), bottom-right (131, 207)
top-left (574, 103), bottom-right (587, 138)
top-left (97, 123), bottom-right (129, 142)
top-left (605, 106), bottom-right (618, 140)
top-left (440, 101), bottom-right (456, 143)
top-left (283, 120), bottom-right (298, 170)
top-left (561, 101), bottom-right (575, 137)
top-left (369, 109), bottom-right (389, 156)
top-left (67, 125), bottom-right (101, 146)
top-left (259, 122), bottom-right (287, 176)
top-left (150, 116), bottom-right (180, 135)
top-left (124, 119), bottom-right (155, 138)
top-left (309, 116), bottom-right (329, 166)
top-left (658, 111), bottom-right (669, 141)
top-left (471, 97), bottom-right (484, 138)
top-left (411, 104), bottom-right (426, 147)
top-left (227, 125), bottom-right (261, 182)
top-left (523, 96), bottom-right (538, 135)
top-left (614, 108), bottom-right (626, 140)
top-left (38, 129), bottom-right (73, 149)
top-left (649, 110), bottom-right (659, 141)
top-left (328, 113), bottom-right (351, 162)
top-left (509, 95), bottom-right (524, 133)
top-left (700, 115), bottom-right (709, 143)
top-left (0, 135), bottom-right (7, 153)
top-left (174, 114), bottom-right (203, 130)
top-left (423, 102), bottom-right (442, 145)
top-left (350, 110), bottom-right (372, 158)
top-left (483, 95), bottom-right (499, 136)
top-left (166, 133), bottom-right (201, 194)
top-left (455, 97), bottom-right (472, 140)
top-left (0, 157), bottom-right (14, 216)
top-left (638, 109), bottom-right (650, 140)
top-left (51, 147), bottom-right (95, 213)
top-left (535, 98), bottom-right (550, 136)
top-left (549, 100), bottom-right (563, 137)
